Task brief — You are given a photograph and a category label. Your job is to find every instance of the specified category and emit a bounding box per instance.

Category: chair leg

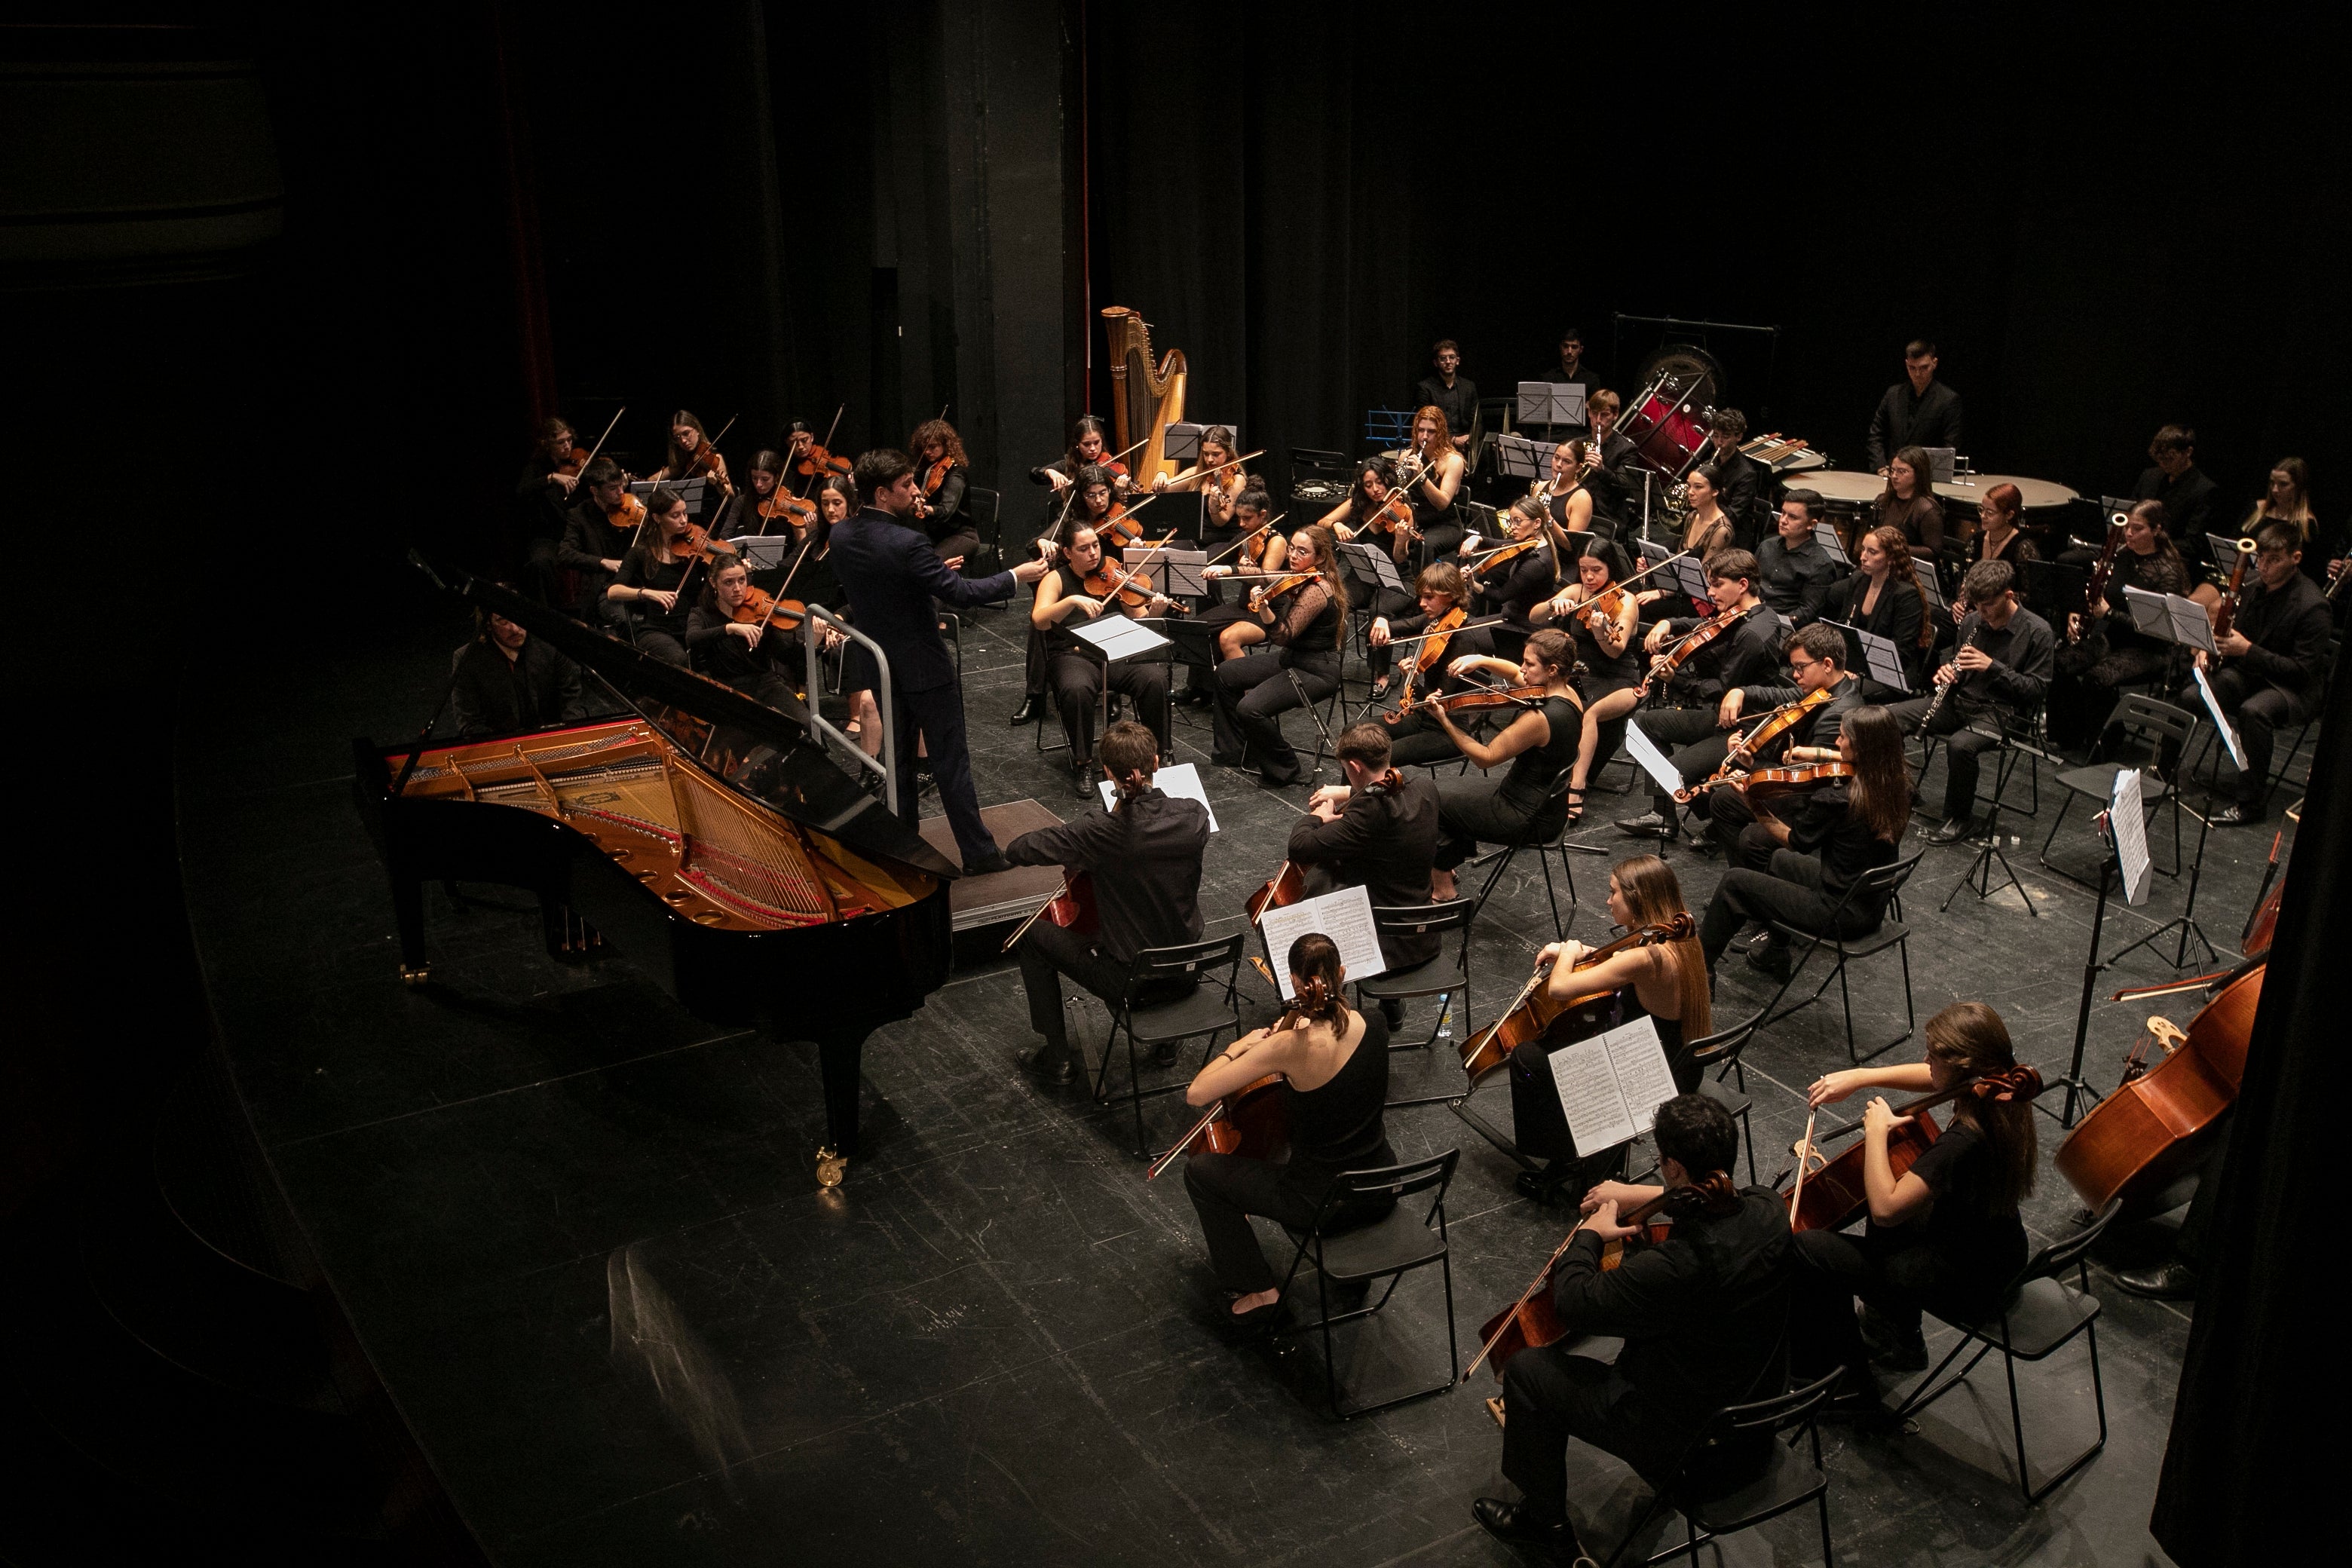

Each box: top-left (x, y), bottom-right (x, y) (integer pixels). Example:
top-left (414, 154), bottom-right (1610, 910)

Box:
top-left (1126, 1026), bottom-right (1147, 1159)
top-left (1738, 1105), bottom-right (1756, 1184)
top-left (1816, 1488), bottom-right (1836, 1568)
top-left (2013, 1321), bottom-right (2109, 1504)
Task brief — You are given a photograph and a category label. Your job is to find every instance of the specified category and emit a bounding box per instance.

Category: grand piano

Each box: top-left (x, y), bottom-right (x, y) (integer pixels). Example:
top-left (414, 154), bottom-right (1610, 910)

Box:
top-left (352, 568), bottom-right (957, 1184)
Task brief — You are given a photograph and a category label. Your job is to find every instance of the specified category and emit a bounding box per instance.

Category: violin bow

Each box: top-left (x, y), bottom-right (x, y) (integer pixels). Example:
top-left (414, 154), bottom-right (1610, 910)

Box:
top-left (795, 404), bottom-right (847, 498)
top-left (577, 405), bottom-right (625, 472)
top-left (1199, 513), bottom-right (1288, 569)
top-left (1786, 1107), bottom-right (1820, 1222)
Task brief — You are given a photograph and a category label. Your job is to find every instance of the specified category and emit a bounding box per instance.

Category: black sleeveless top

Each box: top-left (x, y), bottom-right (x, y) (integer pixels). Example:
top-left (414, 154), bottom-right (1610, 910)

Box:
top-left (1567, 597), bottom-right (1642, 683)
top-left (1499, 694), bottom-right (1583, 814)
top-left (1619, 990), bottom-right (1694, 1092)
top-left (1410, 455), bottom-right (1459, 536)
top-left (1284, 1008), bottom-right (1393, 1172)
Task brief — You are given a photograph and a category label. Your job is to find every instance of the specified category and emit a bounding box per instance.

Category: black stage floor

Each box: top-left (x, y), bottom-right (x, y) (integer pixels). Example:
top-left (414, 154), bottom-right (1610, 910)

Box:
top-left (174, 588), bottom-right (2283, 1565)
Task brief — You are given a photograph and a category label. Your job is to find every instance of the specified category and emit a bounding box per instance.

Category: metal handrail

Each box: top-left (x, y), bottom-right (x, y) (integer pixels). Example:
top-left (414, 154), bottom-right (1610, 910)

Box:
top-left (800, 603), bottom-right (896, 815)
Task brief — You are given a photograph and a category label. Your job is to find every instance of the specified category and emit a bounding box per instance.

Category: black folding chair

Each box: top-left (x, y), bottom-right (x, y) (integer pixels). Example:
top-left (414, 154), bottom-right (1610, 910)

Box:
top-left (1465, 773), bottom-right (1580, 939)
top-left (1355, 901), bottom-right (1477, 1101)
top-left (1890, 1200), bottom-right (2120, 1502)
top-left (965, 483), bottom-right (1002, 574)
top-left (1595, 1367), bottom-right (1842, 1568)
top-left (1273, 1150), bottom-right (1461, 1418)
top-left (1093, 934), bottom-right (1247, 1158)
top-left (2040, 694), bottom-right (2198, 882)
top-left (1758, 850), bottom-right (1925, 1064)
top-left (1682, 1008), bottom-right (1766, 1184)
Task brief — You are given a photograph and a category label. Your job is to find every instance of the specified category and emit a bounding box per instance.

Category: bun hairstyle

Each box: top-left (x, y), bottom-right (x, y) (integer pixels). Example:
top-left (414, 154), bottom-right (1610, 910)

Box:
top-left (1286, 932), bottom-right (1348, 1025)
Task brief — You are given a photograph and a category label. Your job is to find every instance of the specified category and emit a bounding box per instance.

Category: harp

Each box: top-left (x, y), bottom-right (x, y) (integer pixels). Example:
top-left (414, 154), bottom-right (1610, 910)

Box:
top-left (1100, 306), bottom-right (1187, 486)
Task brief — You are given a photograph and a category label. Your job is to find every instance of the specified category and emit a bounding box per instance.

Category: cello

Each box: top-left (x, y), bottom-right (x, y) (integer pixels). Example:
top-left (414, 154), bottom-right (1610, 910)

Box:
top-left (1784, 1064), bottom-right (2044, 1233)
top-left (2052, 962), bottom-right (2261, 1216)
top-left (1144, 960), bottom-right (1309, 1181)
top-left (1456, 917), bottom-right (1695, 1083)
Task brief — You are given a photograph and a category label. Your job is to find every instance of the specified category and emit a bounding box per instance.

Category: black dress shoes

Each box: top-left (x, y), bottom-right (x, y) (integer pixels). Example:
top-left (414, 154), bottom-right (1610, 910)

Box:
top-left (1172, 685), bottom-right (1214, 707)
top-left (964, 849), bottom-right (1013, 877)
top-left (1744, 940), bottom-right (1793, 982)
top-left (1018, 1046), bottom-right (1078, 1089)
top-left (1925, 815), bottom-right (1979, 845)
top-left (1472, 1498), bottom-right (1583, 1563)
top-left (2210, 801), bottom-right (2263, 827)
top-left (1009, 696), bottom-right (1041, 726)
top-left (1072, 762), bottom-right (1098, 801)
top-left (2116, 1260), bottom-right (2202, 1299)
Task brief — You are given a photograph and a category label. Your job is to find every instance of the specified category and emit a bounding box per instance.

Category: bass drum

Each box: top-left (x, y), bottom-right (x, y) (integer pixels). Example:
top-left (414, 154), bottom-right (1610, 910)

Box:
top-left (1624, 347), bottom-right (1726, 477)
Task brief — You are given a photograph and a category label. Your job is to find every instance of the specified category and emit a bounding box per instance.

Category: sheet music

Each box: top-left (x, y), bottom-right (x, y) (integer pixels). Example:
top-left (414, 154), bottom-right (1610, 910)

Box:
top-left (2191, 666), bottom-right (2248, 772)
top-left (1636, 539), bottom-right (1671, 566)
top-left (1823, 620), bottom-right (1912, 694)
top-left (1517, 381), bottom-right (1585, 427)
top-left (1257, 885), bottom-right (1388, 998)
top-left (1070, 614), bottom-right (1172, 663)
top-left (2121, 586), bottom-right (2217, 654)
top-left (1624, 721), bottom-right (1686, 795)
top-left (1122, 545), bottom-right (1208, 599)
top-left (1098, 762), bottom-right (1219, 831)
top-left (1668, 554), bottom-right (1714, 602)
top-left (1548, 1016), bottom-right (1676, 1155)
top-left (1490, 433), bottom-right (1557, 479)
top-left (2109, 768), bottom-right (2152, 906)
top-left (1810, 522), bottom-right (1853, 565)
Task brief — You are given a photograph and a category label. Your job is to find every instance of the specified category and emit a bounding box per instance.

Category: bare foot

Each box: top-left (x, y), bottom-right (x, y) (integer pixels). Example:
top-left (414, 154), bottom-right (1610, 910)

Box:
top-left (1230, 1288), bottom-right (1279, 1316)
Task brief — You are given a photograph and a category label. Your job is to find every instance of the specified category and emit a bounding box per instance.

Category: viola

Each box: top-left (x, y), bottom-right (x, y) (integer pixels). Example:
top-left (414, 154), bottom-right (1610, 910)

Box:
top-left (1413, 606), bottom-right (1468, 673)
top-left (2053, 963), bottom-right (2259, 1217)
top-left (1094, 501), bottom-right (1145, 551)
top-left (1457, 916), bottom-right (1695, 1083)
top-left (727, 581), bottom-right (810, 637)
top-left (1245, 860), bottom-right (1305, 923)
top-left (922, 455), bottom-right (955, 497)
top-left (1637, 603), bottom-right (1753, 700)
top-left (553, 444), bottom-right (591, 478)
top-left (794, 441), bottom-right (851, 479)
top-left (1785, 1065), bottom-right (2043, 1233)
top-left (1674, 690), bottom-right (1835, 801)
top-left (1390, 681), bottom-right (1547, 722)
top-left (758, 488), bottom-right (818, 529)
top-left (1464, 1174), bottom-right (1738, 1383)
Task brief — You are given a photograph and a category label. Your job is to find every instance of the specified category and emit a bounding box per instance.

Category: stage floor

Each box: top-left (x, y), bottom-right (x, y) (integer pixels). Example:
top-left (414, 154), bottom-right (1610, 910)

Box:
top-left (173, 590), bottom-right (2269, 1565)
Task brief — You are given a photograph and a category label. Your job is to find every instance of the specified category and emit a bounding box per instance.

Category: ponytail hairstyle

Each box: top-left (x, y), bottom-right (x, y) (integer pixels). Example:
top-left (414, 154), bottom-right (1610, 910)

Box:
top-left (664, 409), bottom-right (713, 474)
top-left (1523, 626), bottom-right (1575, 685)
top-left (1098, 720), bottom-right (1159, 810)
top-left (1286, 932), bottom-right (1349, 1026)
top-left (1924, 1002), bottom-right (2039, 1215)
top-left (1508, 495), bottom-right (1570, 587)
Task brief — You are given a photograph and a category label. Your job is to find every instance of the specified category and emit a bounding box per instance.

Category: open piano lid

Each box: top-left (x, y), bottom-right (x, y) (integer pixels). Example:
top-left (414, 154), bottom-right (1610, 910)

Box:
top-left (425, 559), bottom-right (960, 881)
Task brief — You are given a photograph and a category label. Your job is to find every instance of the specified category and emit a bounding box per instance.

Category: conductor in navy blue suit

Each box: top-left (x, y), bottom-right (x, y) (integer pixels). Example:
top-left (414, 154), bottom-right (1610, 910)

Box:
top-left (830, 448), bottom-right (1049, 874)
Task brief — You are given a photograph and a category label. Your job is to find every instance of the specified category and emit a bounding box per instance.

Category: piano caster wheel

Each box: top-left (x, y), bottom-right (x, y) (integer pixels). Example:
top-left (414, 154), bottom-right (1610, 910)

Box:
top-left (400, 963), bottom-right (430, 986)
top-left (815, 1145), bottom-right (848, 1188)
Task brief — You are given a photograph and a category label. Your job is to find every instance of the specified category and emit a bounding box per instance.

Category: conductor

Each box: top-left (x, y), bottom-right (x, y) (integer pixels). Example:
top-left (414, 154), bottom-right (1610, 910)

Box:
top-left (831, 448), bottom-right (1050, 873)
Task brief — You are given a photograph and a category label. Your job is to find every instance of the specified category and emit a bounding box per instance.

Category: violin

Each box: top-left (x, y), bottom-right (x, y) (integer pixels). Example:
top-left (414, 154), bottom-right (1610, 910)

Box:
top-left (1413, 606), bottom-right (1468, 673)
top-left (1361, 492), bottom-right (1416, 538)
top-left (727, 580), bottom-right (810, 637)
top-left (607, 491), bottom-right (648, 533)
top-left (1245, 861), bottom-right (1305, 923)
top-left (1079, 556), bottom-right (1181, 616)
top-left (1673, 689), bottom-right (1834, 802)
top-left (1463, 1174), bottom-right (1738, 1384)
top-left (1251, 570), bottom-right (1320, 608)
top-left (553, 443), bottom-right (590, 478)
top-left (758, 488), bottom-right (818, 530)
top-left (922, 454), bottom-right (955, 497)
top-left (1785, 1065), bottom-right (2043, 1233)
top-left (1637, 603), bottom-right (1753, 700)
top-left (1457, 916), bottom-right (1696, 1083)
top-left (2053, 963), bottom-right (2259, 1217)
top-left (1095, 501), bottom-right (1145, 551)
top-left (1737, 760), bottom-right (1854, 810)
top-left (794, 441), bottom-right (851, 479)
top-left (1390, 681), bottom-right (1546, 722)
top-left (1465, 537), bottom-right (1540, 578)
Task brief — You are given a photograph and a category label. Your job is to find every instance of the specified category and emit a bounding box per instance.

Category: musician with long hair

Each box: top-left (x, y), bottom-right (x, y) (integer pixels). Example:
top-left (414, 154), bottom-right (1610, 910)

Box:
top-left (1426, 629), bottom-right (1585, 902)
top-left (1886, 559), bottom-right (2054, 845)
top-left (1673, 467), bottom-right (1738, 565)
top-left (687, 555), bottom-right (798, 712)
top-left (1321, 457), bottom-right (1419, 626)
top-left (1876, 446), bottom-right (1946, 556)
top-left (1290, 724), bottom-right (1444, 989)
top-left (605, 486), bottom-right (703, 666)
top-left (651, 408), bottom-right (732, 496)
top-left (1181, 932), bottom-right (1395, 1331)
top-left (1617, 551), bottom-right (1789, 844)
top-left (1695, 704), bottom-right (1909, 979)
top-left (909, 418), bottom-right (978, 565)
top-left (1029, 521), bottom-right (1173, 798)
top-left (1210, 526), bottom-right (1349, 788)
top-left (1507, 856), bottom-right (1713, 1205)
top-left (2048, 499), bottom-right (2188, 747)
top-left (1535, 539), bottom-right (1640, 818)
top-left (1792, 1002), bottom-right (2038, 1390)
top-left (1003, 721), bottom-right (1208, 1089)
top-left (1154, 424), bottom-right (1251, 551)
top-left (1964, 482), bottom-right (2038, 574)
top-left (1465, 496), bottom-right (1570, 661)
top-left (1827, 525), bottom-right (1933, 697)
top-left (1401, 405), bottom-right (1467, 558)
top-left (1538, 437), bottom-right (1600, 542)
top-left (2209, 455), bottom-right (2326, 592)
top-left (1475, 1094), bottom-right (1793, 1564)
top-left (1370, 563), bottom-right (1497, 766)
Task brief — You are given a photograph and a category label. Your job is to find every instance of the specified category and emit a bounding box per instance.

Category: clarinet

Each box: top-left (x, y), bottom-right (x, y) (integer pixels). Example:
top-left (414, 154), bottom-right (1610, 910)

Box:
top-left (1921, 616), bottom-right (1980, 727)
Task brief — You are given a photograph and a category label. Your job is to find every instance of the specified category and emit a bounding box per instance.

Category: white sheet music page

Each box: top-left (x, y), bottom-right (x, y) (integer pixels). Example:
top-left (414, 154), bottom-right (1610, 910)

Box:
top-left (1549, 1017), bottom-right (1674, 1154)
top-left (1257, 886), bottom-right (1388, 999)
top-left (2109, 768), bottom-right (2153, 906)
top-left (1098, 762), bottom-right (1219, 831)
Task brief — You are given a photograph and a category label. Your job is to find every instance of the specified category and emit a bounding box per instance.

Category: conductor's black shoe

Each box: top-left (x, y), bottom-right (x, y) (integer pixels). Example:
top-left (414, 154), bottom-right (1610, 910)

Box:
top-left (1008, 696), bottom-right (1041, 725)
top-left (963, 849), bottom-right (1012, 877)
top-left (2117, 1260), bottom-right (2202, 1299)
top-left (1018, 1046), bottom-right (1079, 1089)
top-left (1744, 940), bottom-right (1793, 982)
top-left (1925, 814), bottom-right (1979, 845)
top-left (1072, 763), bottom-right (1098, 800)
top-left (2210, 801), bottom-right (2263, 827)
top-left (1617, 810), bottom-right (1677, 838)
top-left (1472, 1498), bottom-right (1582, 1563)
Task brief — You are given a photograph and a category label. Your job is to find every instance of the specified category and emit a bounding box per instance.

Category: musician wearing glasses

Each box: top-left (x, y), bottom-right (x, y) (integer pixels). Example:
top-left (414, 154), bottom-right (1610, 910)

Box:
top-left (1885, 560), bottom-right (2053, 846)
top-left (1616, 551), bottom-right (1788, 844)
top-left (2164, 520), bottom-right (2331, 825)
top-left (1698, 624), bottom-right (1867, 865)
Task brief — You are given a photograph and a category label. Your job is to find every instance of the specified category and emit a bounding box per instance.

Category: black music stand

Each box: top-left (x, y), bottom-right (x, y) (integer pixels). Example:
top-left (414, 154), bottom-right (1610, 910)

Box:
top-left (2022, 558), bottom-right (2087, 623)
top-left (1939, 704), bottom-right (2039, 918)
top-left (2049, 793), bottom-right (2153, 1128)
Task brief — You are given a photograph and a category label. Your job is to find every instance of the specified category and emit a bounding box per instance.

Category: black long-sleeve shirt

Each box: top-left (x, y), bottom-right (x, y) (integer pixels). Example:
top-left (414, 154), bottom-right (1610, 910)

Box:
top-left (1781, 783), bottom-right (1900, 909)
top-left (1472, 543), bottom-right (1559, 628)
top-left (1753, 535), bottom-right (1845, 627)
top-left (558, 499), bottom-right (634, 586)
top-left (1729, 673), bottom-right (1867, 760)
top-left (1003, 789), bottom-right (1209, 964)
top-left (1413, 374), bottom-right (1479, 445)
top-left (1659, 605), bottom-right (1791, 702)
top-left (2133, 465), bottom-right (2222, 568)
top-left (1285, 773), bottom-right (1443, 969)
top-left (1550, 1190), bottom-right (1793, 1480)
top-left (1944, 606), bottom-right (2055, 715)
top-left (1866, 378), bottom-right (1965, 472)
top-left (1384, 608), bottom-right (1496, 693)
top-left (684, 602), bottom-right (796, 690)
top-left (614, 544), bottom-right (694, 638)
top-left (1829, 573), bottom-right (1928, 691)
top-left (450, 636), bottom-right (585, 739)
top-left (2222, 571), bottom-right (2332, 700)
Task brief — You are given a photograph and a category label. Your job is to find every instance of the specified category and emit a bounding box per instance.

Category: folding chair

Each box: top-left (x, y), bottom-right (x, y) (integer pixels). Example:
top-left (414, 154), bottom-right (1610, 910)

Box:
top-left (1355, 899), bottom-right (1477, 1075)
top-left (1093, 934), bottom-right (1247, 1157)
top-left (1757, 851), bottom-right (1925, 1064)
top-left (1594, 1367), bottom-right (1842, 1568)
top-left (1273, 1150), bottom-right (1461, 1418)
top-left (2039, 694), bottom-right (2197, 882)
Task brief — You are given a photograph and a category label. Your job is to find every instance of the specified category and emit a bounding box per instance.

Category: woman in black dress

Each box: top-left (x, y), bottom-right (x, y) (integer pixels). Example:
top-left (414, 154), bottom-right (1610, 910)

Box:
top-left (1876, 446), bottom-right (1946, 556)
top-left (1537, 540), bottom-right (1642, 819)
top-left (1506, 853), bottom-right (1713, 1203)
top-left (1793, 1000), bottom-right (2038, 1389)
top-left (605, 487), bottom-right (702, 666)
top-left (1466, 496), bottom-right (1568, 662)
top-left (1426, 628), bottom-right (1585, 902)
top-left (1210, 525), bottom-right (1349, 787)
top-left (1183, 932), bottom-right (1395, 1330)
top-left (1828, 524), bottom-right (1932, 697)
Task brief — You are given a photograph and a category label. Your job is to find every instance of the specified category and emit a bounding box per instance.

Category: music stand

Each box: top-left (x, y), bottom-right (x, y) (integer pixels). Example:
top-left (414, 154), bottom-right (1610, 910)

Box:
top-left (2048, 787), bottom-right (2154, 1129)
top-left (631, 476), bottom-right (712, 518)
top-left (1122, 545), bottom-right (1208, 600)
top-left (1811, 522), bottom-right (1853, 568)
top-left (1162, 421), bottom-right (1236, 470)
top-left (1517, 381), bottom-right (1584, 430)
top-left (1922, 447), bottom-right (1958, 483)
top-left (1820, 620), bottom-right (1913, 694)
top-left (1664, 550), bottom-right (1714, 608)
top-left (2021, 558), bottom-right (2087, 620)
top-left (1490, 433), bottom-right (1557, 485)
top-left (1916, 557), bottom-right (1949, 620)
top-left (1339, 539), bottom-right (1409, 601)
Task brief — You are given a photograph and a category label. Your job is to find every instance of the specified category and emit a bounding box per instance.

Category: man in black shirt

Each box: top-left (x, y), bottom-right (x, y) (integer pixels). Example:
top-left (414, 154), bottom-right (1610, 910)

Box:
top-left (1887, 560), bottom-right (2055, 844)
top-left (1003, 722), bottom-right (1211, 1088)
top-left (451, 606), bottom-right (585, 739)
top-left (556, 458), bottom-right (635, 625)
top-left (1702, 623), bottom-right (1866, 863)
top-left (1526, 326), bottom-right (1599, 442)
top-left (1701, 409), bottom-right (1766, 546)
top-left (2131, 424), bottom-right (2222, 574)
top-left (1290, 724), bottom-right (1444, 976)
top-left (1865, 338), bottom-right (1965, 473)
top-left (1474, 1094), bottom-right (1793, 1565)
top-left (1619, 551), bottom-right (1791, 842)
top-left (1413, 339), bottom-right (1478, 458)
top-left (1753, 489), bottom-right (1845, 627)
top-left (2173, 521), bottom-right (2332, 824)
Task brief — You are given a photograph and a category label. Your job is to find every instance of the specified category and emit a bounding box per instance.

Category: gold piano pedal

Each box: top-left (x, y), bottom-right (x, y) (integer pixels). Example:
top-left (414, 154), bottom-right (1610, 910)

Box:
top-left (815, 1144), bottom-right (848, 1188)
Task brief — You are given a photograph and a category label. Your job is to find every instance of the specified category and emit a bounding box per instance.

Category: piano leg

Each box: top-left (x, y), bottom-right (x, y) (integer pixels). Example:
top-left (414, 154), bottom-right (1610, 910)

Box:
top-left (813, 1027), bottom-right (867, 1185)
top-left (393, 875), bottom-right (430, 983)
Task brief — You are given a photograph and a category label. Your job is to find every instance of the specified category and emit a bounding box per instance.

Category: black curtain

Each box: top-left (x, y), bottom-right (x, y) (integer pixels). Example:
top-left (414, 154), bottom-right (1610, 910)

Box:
top-left (2150, 639), bottom-right (2346, 1562)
